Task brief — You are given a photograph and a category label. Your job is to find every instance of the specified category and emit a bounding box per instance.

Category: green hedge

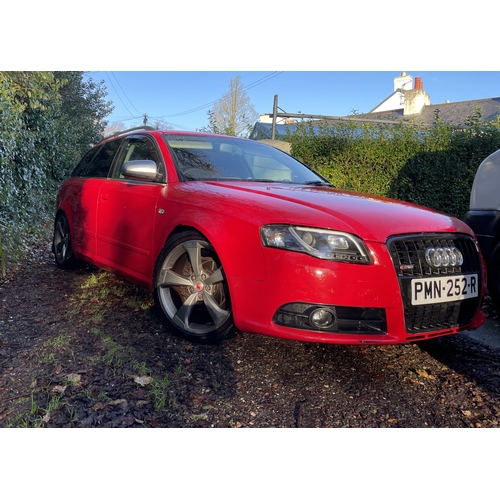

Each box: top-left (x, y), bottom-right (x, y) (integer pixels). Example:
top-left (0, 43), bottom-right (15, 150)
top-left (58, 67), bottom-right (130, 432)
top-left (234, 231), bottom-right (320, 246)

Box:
top-left (286, 112), bottom-right (500, 219)
top-left (0, 72), bottom-right (113, 275)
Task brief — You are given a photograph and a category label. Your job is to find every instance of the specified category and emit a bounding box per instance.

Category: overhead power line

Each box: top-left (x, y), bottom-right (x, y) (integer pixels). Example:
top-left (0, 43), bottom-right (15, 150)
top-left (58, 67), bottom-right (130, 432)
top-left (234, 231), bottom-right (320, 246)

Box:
top-left (110, 72), bottom-right (142, 116)
top-left (105, 71), bottom-right (136, 118)
top-left (105, 71), bottom-right (284, 128)
top-left (162, 72), bottom-right (284, 119)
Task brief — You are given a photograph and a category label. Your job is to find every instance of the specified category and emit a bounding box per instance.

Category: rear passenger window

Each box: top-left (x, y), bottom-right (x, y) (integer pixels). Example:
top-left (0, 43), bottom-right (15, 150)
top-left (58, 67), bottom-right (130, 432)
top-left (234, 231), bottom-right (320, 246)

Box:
top-left (71, 140), bottom-right (122, 178)
top-left (72, 147), bottom-right (100, 177)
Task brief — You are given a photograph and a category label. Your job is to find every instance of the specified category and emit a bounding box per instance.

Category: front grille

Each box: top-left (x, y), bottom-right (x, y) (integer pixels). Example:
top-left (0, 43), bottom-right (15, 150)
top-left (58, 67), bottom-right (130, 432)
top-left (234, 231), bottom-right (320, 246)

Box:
top-left (388, 234), bottom-right (482, 333)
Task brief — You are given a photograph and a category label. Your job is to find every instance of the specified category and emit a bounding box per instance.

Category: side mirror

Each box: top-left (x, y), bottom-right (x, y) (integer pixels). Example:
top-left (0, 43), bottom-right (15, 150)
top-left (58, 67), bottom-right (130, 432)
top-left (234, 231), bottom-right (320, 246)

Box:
top-left (121, 160), bottom-right (160, 181)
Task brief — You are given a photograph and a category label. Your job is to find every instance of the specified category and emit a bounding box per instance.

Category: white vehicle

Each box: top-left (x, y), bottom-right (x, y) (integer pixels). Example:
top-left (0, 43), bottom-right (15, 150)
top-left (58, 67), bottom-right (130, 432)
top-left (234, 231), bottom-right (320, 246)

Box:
top-left (464, 148), bottom-right (500, 308)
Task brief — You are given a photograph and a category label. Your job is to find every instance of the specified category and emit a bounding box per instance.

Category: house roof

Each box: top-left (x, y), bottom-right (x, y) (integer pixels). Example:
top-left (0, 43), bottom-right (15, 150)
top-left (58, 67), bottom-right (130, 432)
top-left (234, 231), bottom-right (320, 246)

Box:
top-left (360, 97), bottom-right (500, 126)
top-left (368, 89), bottom-right (403, 113)
top-left (249, 90), bottom-right (500, 141)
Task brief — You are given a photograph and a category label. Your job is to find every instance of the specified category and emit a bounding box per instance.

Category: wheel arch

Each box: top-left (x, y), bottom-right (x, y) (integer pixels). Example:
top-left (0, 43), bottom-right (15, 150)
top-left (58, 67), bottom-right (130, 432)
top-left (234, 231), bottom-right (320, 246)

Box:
top-left (155, 215), bottom-right (267, 283)
top-left (157, 224), bottom-right (233, 284)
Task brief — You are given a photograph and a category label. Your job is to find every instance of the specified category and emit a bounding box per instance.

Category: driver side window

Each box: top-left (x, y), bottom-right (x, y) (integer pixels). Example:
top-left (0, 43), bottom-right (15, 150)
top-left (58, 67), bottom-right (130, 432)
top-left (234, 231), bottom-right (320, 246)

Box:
top-left (112, 136), bottom-right (165, 181)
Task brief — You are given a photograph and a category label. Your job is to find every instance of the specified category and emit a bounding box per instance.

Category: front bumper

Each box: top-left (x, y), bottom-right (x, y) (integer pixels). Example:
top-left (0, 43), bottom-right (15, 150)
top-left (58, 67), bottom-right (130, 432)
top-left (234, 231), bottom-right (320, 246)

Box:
top-left (228, 235), bottom-right (485, 345)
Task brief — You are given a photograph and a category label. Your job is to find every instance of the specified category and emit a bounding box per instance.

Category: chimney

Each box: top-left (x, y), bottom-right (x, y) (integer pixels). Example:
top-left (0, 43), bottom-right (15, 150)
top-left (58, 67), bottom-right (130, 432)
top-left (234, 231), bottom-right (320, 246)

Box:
top-left (394, 72), bottom-right (413, 92)
top-left (404, 76), bottom-right (430, 115)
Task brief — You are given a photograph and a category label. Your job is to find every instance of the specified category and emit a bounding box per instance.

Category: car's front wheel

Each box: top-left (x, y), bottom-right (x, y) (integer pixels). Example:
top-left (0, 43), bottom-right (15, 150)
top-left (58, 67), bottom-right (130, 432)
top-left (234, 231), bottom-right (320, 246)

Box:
top-left (153, 230), bottom-right (234, 342)
top-left (53, 212), bottom-right (80, 269)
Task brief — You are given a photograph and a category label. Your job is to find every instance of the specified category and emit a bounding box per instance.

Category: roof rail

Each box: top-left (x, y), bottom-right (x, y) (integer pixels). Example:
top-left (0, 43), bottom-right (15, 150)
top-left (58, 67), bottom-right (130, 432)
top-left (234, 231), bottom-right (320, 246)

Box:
top-left (104, 125), bottom-right (157, 141)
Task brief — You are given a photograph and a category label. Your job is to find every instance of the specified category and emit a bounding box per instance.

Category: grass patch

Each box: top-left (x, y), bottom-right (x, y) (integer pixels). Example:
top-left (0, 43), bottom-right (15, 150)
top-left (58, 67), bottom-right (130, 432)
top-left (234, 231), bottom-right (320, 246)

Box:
top-left (38, 334), bottom-right (73, 366)
top-left (131, 360), bottom-right (151, 377)
top-left (149, 374), bottom-right (176, 411)
top-left (101, 336), bottom-right (134, 370)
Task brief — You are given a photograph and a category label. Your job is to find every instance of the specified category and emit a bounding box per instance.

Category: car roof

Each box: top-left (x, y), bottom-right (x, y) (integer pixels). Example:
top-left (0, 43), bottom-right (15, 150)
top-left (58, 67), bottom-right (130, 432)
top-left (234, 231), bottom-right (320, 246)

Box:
top-left (100, 127), bottom-right (243, 144)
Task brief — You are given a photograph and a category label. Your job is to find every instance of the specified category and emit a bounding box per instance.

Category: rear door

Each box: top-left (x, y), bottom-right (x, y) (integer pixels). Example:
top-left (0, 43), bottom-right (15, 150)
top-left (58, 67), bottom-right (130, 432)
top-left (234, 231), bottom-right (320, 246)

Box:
top-left (66, 139), bottom-right (122, 258)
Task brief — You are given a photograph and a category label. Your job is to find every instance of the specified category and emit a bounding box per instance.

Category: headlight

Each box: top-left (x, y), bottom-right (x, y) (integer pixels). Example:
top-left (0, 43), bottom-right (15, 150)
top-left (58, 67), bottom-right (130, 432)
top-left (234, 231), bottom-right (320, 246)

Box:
top-left (260, 225), bottom-right (371, 263)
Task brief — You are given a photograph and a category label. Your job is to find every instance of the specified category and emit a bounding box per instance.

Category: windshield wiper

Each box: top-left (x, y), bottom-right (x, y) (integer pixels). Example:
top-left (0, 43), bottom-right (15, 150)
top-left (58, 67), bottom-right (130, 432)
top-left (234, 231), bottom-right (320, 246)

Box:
top-left (303, 180), bottom-right (332, 186)
top-left (245, 178), bottom-right (286, 183)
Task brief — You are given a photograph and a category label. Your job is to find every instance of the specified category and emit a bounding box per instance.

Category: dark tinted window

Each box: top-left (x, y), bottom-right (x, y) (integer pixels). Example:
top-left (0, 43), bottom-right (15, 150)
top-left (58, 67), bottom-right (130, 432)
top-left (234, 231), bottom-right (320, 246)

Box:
top-left (71, 140), bottom-right (122, 178)
top-left (71, 147), bottom-right (100, 177)
top-left (86, 140), bottom-right (122, 178)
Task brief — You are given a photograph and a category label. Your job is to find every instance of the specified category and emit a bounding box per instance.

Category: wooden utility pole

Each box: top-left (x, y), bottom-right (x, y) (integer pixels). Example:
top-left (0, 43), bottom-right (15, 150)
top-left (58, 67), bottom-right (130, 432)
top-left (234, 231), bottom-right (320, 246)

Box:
top-left (271, 95), bottom-right (278, 140)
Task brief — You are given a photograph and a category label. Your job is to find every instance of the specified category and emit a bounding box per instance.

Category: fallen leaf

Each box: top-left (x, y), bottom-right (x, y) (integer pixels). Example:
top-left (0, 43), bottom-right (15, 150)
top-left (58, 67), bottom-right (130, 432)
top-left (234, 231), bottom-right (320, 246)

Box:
top-left (52, 385), bottom-right (67, 394)
top-left (462, 410), bottom-right (472, 417)
top-left (416, 369), bottom-right (435, 380)
top-left (109, 399), bottom-right (127, 406)
top-left (43, 412), bottom-right (51, 423)
top-left (133, 375), bottom-right (152, 386)
top-left (67, 373), bottom-right (81, 384)
top-left (91, 402), bottom-right (107, 411)
top-left (192, 394), bottom-right (206, 405)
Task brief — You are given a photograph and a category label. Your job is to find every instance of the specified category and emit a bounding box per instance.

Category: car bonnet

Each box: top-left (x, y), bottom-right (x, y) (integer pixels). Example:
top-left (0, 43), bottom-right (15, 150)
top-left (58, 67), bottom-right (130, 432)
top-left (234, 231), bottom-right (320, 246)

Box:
top-left (198, 181), bottom-right (472, 243)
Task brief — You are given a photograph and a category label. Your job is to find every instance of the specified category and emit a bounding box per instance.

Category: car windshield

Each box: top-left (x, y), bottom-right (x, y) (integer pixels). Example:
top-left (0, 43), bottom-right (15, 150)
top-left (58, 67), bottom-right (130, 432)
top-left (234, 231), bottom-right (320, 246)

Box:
top-left (162, 134), bottom-right (330, 185)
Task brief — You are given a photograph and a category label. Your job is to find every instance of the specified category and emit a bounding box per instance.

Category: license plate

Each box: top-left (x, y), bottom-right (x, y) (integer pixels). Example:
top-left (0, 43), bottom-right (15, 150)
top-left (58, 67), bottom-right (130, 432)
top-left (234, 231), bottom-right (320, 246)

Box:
top-left (411, 274), bottom-right (478, 305)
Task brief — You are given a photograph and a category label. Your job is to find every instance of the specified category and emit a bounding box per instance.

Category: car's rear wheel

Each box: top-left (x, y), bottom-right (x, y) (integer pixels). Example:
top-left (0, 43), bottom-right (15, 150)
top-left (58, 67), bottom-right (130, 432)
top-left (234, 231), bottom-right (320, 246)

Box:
top-left (153, 230), bottom-right (234, 342)
top-left (53, 212), bottom-right (80, 269)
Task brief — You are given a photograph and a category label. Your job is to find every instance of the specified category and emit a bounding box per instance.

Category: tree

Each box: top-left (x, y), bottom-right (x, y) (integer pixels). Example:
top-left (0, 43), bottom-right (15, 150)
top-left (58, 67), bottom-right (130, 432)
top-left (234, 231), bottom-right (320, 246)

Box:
top-left (205, 76), bottom-right (258, 137)
top-left (0, 71), bottom-right (113, 274)
top-left (104, 121), bottom-right (127, 137)
top-left (138, 117), bottom-right (174, 131)
top-left (149, 118), bottom-right (174, 131)
top-left (53, 71), bottom-right (114, 172)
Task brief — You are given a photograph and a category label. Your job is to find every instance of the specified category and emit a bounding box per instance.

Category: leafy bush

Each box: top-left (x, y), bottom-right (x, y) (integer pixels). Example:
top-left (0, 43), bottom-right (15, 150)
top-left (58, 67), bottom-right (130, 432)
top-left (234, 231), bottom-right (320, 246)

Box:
top-left (0, 71), bottom-right (113, 275)
top-left (286, 111), bottom-right (500, 219)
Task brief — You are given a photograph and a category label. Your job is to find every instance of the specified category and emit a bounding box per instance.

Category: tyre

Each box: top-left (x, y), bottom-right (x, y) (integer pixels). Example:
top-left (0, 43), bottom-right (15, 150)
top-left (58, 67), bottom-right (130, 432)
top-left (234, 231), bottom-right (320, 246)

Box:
top-left (53, 212), bottom-right (80, 269)
top-left (488, 242), bottom-right (500, 312)
top-left (153, 230), bottom-right (234, 342)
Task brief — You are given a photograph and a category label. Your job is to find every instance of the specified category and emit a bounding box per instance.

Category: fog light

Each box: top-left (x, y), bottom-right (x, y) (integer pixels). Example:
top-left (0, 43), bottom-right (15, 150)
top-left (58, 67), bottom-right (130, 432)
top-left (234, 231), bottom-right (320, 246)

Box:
top-left (309, 308), bottom-right (335, 329)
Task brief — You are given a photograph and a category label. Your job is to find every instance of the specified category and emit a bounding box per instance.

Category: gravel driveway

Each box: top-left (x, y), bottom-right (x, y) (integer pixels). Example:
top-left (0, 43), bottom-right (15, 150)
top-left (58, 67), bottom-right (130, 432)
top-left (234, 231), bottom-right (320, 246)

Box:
top-left (1, 239), bottom-right (500, 428)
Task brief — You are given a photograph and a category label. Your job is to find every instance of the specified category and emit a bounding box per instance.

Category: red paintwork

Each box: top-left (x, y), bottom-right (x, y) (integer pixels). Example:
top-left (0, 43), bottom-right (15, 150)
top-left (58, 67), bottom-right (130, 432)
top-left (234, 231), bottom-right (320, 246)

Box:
top-left (55, 130), bottom-right (486, 344)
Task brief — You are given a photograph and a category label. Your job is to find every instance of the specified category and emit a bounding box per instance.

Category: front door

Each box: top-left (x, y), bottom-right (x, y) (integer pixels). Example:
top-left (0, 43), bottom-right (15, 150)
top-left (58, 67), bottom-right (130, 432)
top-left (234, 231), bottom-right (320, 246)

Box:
top-left (96, 135), bottom-right (166, 285)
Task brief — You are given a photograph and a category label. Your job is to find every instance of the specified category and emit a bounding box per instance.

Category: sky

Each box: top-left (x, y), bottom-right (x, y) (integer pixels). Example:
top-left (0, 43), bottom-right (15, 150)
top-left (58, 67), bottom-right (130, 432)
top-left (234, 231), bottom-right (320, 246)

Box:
top-left (88, 71), bottom-right (500, 132)
top-left (4, 1), bottom-right (498, 135)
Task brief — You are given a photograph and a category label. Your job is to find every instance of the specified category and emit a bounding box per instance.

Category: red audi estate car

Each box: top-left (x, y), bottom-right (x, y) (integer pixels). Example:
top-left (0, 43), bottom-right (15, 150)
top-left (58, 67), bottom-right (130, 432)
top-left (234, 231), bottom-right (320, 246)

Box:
top-left (53, 128), bottom-right (486, 344)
